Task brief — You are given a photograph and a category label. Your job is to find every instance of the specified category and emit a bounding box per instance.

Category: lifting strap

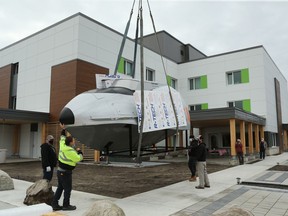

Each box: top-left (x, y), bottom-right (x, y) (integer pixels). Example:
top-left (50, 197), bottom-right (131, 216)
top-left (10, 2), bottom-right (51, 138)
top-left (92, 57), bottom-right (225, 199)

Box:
top-left (113, 0), bottom-right (136, 75)
top-left (146, 0), bottom-right (179, 133)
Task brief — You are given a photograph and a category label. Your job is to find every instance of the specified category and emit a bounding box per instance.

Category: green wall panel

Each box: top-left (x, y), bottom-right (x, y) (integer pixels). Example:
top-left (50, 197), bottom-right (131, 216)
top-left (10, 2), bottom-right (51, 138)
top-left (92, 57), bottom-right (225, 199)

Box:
top-left (201, 103), bottom-right (208, 110)
top-left (242, 99), bottom-right (251, 112)
top-left (241, 68), bottom-right (249, 83)
top-left (167, 75), bottom-right (172, 86)
top-left (117, 57), bottom-right (125, 74)
top-left (200, 75), bottom-right (207, 89)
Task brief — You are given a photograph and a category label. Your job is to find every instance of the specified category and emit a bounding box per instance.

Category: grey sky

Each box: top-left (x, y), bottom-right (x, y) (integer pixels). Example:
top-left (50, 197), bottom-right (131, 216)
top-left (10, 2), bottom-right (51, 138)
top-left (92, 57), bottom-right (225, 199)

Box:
top-left (1, 0), bottom-right (287, 79)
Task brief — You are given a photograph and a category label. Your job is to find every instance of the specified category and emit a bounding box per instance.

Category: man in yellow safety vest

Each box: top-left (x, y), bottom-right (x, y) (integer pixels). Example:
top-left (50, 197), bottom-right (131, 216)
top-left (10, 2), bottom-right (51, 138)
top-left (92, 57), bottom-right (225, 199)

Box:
top-left (52, 123), bottom-right (83, 211)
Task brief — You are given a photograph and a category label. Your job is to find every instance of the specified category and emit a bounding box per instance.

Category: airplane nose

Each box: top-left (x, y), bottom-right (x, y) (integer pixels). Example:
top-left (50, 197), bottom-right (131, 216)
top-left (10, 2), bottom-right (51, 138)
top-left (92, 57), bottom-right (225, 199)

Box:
top-left (59, 107), bottom-right (75, 124)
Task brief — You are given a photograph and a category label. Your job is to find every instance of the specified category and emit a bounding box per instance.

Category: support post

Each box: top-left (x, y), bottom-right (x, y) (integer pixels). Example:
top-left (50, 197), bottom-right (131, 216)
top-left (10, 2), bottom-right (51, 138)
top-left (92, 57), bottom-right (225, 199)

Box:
top-left (230, 119), bottom-right (236, 156)
top-left (248, 123), bottom-right (253, 154)
top-left (255, 125), bottom-right (260, 153)
top-left (240, 121), bottom-right (246, 155)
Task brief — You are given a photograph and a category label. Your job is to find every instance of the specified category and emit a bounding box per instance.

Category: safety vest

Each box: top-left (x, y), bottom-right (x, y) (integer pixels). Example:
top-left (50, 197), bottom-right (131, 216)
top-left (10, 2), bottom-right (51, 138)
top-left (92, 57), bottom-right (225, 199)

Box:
top-left (58, 136), bottom-right (83, 167)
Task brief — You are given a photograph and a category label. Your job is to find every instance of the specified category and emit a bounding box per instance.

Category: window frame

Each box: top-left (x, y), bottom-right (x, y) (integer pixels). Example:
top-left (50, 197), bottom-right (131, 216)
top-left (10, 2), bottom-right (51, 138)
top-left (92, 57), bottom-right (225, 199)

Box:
top-left (227, 100), bottom-right (243, 109)
top-left (146, 67), bottom-right (155, 81)
top-left (189, 104), bottom-right (202, 111)
top-left (124, 59), bottom-right (133, 76)
top-left (189, 77), bottom-right (201, 90)
top-left (227, 70), bottom-right (241, 85)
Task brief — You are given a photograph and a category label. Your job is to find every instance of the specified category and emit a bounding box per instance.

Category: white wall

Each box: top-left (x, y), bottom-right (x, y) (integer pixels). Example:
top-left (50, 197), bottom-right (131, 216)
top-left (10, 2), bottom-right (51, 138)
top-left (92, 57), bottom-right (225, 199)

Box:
top-left (0, 16), bottom-right (80, 113)
top-left (178, 48), bottom-right (266, 113)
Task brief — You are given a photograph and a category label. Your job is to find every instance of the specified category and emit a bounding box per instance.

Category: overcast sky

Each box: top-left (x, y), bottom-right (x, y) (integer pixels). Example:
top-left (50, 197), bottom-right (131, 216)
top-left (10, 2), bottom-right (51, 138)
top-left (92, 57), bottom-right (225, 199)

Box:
top-left (1, 0), bottom-right (287, 79)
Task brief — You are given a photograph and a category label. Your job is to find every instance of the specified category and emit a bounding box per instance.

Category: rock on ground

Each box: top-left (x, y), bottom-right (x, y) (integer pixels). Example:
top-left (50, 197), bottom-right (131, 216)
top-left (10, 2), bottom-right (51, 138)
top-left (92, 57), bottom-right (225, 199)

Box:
top-left (213, 206), bottom-right (254, 216)
top-left (83, 200), bottom-right (125, 216)
top-left (0, 169), bottom-right (14, 191)
top-left (23, 179), bottom-right (54, 206)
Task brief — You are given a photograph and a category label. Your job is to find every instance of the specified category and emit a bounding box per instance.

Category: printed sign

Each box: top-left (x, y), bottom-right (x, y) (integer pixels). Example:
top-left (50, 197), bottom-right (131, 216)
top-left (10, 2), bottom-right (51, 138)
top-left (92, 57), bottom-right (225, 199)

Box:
top-left (133, 87), bottom-right (188, 132)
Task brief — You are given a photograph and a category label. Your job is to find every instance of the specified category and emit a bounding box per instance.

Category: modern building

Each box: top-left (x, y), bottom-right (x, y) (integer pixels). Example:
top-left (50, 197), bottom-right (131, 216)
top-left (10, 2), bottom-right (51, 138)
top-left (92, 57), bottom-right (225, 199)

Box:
top-left (0, 13), bottom-right (287, 160)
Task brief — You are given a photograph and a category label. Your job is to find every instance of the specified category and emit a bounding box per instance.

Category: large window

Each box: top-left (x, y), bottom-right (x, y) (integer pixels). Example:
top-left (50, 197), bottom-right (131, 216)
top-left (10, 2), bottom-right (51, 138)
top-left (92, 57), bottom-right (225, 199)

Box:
top-left (146, 68), bottom-right (155, 81)
top-left (227, 68), bottom-right (249, 85)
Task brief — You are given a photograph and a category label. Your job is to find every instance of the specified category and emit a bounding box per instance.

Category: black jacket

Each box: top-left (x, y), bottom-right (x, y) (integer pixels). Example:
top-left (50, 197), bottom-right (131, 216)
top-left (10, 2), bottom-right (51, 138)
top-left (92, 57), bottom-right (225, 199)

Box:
top-left (196, 142), bottom-right (207, 162)
top-left (41, 143), bottom-right (57, 169)
top-left (188, 139), bottom-right (198, 157)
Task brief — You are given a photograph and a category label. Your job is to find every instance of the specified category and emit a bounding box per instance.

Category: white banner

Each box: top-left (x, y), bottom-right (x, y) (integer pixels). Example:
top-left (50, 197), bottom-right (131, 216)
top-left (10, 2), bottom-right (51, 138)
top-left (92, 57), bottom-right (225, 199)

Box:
top-left (133, 88), bottom-right (188, 132)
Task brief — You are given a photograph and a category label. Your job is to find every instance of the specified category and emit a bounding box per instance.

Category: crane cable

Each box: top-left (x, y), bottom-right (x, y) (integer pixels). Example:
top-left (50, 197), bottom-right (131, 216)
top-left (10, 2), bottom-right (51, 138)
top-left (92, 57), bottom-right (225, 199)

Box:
top-left (131, 1), bottom-right (141, 78)
top-left (113, 0), bottom-right (136, 76)
top-left (146, 0), bottom-right (179, 133)
top-left (136, 0), bottom-right (144, 165)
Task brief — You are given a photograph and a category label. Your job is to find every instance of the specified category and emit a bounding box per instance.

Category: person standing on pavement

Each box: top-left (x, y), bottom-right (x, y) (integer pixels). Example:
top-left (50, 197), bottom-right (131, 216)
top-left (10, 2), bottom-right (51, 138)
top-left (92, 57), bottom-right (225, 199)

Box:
top-left (259, 138), bottom-right (267, 160)
top-left (41, 135), bottom-right (57, 181)
top-left (52, 123), bottom-right (83, 211)
top-left (235, 139), bottom-right (244, 165)
top-left (195, 135), bottom-right (210, 189)
top-left (188, 135), bottom-right (198, 182)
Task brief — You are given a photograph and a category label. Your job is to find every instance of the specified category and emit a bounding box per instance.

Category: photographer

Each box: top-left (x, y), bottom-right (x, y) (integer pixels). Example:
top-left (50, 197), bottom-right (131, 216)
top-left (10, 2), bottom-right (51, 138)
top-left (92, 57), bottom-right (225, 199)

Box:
top-left (52, 123), bottom-right (83, 211)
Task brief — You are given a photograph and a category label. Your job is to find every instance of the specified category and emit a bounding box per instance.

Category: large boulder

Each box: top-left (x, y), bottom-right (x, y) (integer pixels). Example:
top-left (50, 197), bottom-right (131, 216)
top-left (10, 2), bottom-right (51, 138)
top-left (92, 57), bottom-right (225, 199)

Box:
top-left (213, 206), bottom-right (254, 216)
top-left (0, 169), bottom-right (14, 191)
top-left (83, 200), bottom-right (125, 216)
top-left (23, 179), bottom-right (54, 206)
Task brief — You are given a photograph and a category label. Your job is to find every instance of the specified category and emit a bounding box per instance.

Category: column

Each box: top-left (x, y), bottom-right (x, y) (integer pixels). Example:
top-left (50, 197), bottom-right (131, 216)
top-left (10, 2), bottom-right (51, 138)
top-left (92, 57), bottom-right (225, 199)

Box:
top-left (230, 119), bottom-right (236, 156)
top-left (283, 130), bottom-right (288, 151)
top-left (94, 150), bottom-right (100, 163)
top-left (260, 126), bottom-right (264, 140)
top-left (179, 131), bottom-right (183, 148)
top-left (255, 125), bottom-right (260, 153)
top-left (248, 123), bottom-right (253, 154)
top-left (240, 121), bottom-right (246, 155)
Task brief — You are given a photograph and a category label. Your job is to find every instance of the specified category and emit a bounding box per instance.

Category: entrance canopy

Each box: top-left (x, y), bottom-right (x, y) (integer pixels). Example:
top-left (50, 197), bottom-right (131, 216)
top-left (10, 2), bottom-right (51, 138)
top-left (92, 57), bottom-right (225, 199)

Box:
top-left (189, 107), bottom-right (265, 128)
top-left (0, 108), bottom-right (49, 124)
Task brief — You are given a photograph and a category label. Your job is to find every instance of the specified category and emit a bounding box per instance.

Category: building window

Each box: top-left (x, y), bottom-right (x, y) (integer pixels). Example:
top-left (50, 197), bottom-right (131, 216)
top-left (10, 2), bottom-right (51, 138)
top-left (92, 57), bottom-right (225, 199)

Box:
top-left (167, 75), bottom-right (177, 89)
top-left (146, 68), bottom-right (155, 81)
top-left (227, 68), bottom-right (249, 85)
top-left (189, 75), bottom-right (207, 90)
top-left (190, 104), bottom-right (202, 111)
top-left (124, 60), bottom-right (133, 76)
top-left (228, 99), bottom-right (251, 112)
top-left (9, 63), bottom-right (18, 110)
top-left (228, 100), bottom-right (242, 109)
top-left (189, 77), bottom-right (201, 90)
top-left (117, 58), bottom-right (133, 76)
top-left (11, 96), bottom-right (16, 109)
top-left (171, 78), bottom-right (177, 89)
top-left (189, 103), bottom-right (208, 111)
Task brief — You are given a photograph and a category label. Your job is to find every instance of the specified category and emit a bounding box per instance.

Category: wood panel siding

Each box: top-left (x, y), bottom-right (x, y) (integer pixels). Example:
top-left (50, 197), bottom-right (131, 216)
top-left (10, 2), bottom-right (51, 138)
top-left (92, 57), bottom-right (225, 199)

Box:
top-left (50, 59), bottom-right (109, 122)
top-left (76, 59), bottom-right (108, 94)
top-left (0, 64), bottom-right (12, 108)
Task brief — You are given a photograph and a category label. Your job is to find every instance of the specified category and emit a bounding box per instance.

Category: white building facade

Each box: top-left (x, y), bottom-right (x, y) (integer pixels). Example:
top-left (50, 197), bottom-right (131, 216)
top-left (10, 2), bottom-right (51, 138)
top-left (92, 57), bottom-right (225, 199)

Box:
top-left (0, 13), bottom-right (287, 159)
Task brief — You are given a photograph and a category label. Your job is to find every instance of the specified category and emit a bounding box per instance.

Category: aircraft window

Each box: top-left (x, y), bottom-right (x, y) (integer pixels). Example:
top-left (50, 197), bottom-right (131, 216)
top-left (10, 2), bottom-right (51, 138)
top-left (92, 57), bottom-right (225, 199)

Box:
top-left (87, 87), bottom-right (134, 95)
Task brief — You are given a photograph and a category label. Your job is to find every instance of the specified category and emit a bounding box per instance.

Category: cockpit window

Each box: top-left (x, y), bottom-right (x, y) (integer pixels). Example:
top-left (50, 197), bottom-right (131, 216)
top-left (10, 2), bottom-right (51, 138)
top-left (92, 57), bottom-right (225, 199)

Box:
top-left (87, 87), bottom-right (134, 95)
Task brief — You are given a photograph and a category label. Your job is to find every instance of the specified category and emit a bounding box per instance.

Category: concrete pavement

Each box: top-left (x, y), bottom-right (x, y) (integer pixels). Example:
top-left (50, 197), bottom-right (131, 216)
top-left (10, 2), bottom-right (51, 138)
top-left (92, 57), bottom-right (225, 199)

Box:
top-left (1, 153), bottom-right (288, 216)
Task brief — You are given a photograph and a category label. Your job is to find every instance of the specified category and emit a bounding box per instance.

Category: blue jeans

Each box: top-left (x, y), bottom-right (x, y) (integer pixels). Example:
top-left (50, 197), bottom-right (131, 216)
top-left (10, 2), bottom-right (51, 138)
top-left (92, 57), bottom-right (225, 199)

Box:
top-left (52, 170), bottom-right (72, 207)
top-left (188, 157), bottom-right (197, 177)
